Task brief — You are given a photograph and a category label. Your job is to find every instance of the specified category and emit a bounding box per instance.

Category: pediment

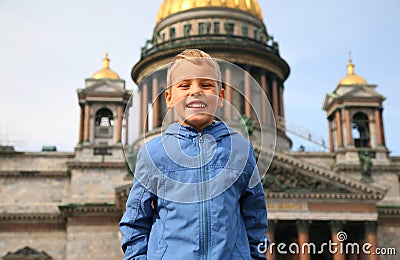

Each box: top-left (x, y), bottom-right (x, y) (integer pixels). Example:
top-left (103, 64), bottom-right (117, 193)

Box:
top-left (2, 246), bottom-right (53, 259)
top-left (322, 93), bottom-right (335, 111)
top-left (341, 85), bottom-right (383, 100)
top-left (83, 79), bottom-right (126, 94)
top-left (259, 151), bottom-right (386, 200)
top-left (87, 82), bottom-right (125, 93)
top-left (330, 84), bottom-right (384, 101)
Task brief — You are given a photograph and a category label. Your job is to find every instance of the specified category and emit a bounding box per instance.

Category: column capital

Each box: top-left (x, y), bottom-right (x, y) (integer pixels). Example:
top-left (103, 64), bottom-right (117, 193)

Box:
top-left (267, 220), bottom-right (278, 232)
top-left (334, 107), bottom-right (343, 113)
top-left (330, 220), bottom-right (346, 233)
top-left (296, 220), bottom-right (312, 232)
top-left (365, 221), bottom-right (378, 233)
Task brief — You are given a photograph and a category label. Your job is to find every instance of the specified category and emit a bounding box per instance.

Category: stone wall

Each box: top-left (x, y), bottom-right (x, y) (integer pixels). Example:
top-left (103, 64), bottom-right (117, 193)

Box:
top-left (65, 225), bottom-right (123, 260)
top-left (68, 167), bottom-right (129, 204)
top-left (0, 176), bottom-right (69, 213)
top-left (378, 225), bottom-right (400, 260)
top-left (0, 231), bottom-right (66, 259)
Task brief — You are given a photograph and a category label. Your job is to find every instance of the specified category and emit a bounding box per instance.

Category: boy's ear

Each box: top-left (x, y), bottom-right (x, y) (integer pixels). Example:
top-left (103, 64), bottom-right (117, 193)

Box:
top-left (165, 89), bottom-right (173, 109)
top-left (217, 88), bottom-right (224, 108)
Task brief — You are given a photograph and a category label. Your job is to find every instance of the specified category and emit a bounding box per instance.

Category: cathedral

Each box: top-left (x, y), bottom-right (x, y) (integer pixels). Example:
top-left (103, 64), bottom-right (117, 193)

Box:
top-left (0, 1), bottom-right (398, 259)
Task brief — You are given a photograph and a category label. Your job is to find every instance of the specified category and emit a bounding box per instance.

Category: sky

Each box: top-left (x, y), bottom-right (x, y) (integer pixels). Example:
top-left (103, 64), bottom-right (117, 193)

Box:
top-left (0, 0), bottom-right (399, 155)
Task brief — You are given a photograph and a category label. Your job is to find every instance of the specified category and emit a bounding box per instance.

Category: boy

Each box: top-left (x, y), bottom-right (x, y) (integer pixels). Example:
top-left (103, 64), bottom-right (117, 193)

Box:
top-left (120, 49), bottom-right (268, 259)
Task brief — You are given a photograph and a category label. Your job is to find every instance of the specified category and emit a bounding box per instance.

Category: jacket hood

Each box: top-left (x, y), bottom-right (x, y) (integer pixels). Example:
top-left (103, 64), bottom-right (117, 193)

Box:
top-left (163, 121), bottom-right (237, 141)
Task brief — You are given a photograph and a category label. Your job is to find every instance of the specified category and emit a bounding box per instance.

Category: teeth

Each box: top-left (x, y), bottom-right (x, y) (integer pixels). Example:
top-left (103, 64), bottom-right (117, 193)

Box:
top-left (188, 103), bottom-right (206, 108)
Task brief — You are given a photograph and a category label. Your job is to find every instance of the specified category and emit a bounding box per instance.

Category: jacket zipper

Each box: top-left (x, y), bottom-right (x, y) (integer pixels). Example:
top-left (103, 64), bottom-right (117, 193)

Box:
top-left (199, 133), bottom-right (208, 260)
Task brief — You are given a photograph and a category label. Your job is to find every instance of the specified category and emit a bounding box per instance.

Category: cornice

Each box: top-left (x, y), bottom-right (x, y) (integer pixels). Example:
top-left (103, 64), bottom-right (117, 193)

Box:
top-left (59, 203), bottom-right (118, 215)
top-left (66, 161), bottom-right (126, 170)
top-left (377, 206), bottom-right (400, 216)
top-left (266, 192), bottom-right (382, 200)
top-left (0, 213), bottom-right (63, 223)
top-left (333, 164), bottom-right (400, 173)
top-left (132, 38), bottom-right (289, 83)
top-left (0, 171), bottom-right (70, 178)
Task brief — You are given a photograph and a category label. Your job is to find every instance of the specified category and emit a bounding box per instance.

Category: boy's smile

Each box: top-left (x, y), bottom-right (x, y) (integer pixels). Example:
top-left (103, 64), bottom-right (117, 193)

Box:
top-left (165, 60), bottom-right (224, 131)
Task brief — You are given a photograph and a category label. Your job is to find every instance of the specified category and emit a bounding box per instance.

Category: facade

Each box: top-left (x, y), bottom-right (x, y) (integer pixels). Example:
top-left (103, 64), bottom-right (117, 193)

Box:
top-left (0, 1), bottom-right (399, 260)
top-left (0, 54), bottom-right (132, 260)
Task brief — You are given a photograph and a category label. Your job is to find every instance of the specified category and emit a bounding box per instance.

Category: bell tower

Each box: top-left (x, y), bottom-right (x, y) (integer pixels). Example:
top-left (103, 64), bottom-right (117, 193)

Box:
top-left (76, 53), bottom-right (131, 160)
top-left (323, 56), bottom-right (389, 166)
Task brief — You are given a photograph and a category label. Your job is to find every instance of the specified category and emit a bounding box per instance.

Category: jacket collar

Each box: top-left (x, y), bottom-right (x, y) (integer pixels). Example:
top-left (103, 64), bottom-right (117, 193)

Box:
top-left (163, 121), bottom-right (236, 140)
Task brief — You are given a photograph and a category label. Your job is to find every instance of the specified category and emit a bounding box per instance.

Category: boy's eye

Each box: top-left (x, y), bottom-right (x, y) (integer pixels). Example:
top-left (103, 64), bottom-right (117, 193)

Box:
top-left (178, 84), bottom-right (189, 88)
top-left (202, 82), bottom-right (215, 87)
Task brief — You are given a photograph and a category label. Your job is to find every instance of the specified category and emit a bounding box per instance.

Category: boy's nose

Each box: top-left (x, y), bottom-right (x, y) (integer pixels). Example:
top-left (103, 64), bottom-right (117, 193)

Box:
top-left (189, 83), bottom-right (202, 96)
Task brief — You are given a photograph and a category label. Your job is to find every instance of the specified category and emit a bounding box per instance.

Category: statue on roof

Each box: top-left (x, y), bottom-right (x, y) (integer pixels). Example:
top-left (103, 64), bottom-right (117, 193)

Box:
top-left (359, 150), bottom-right (373, 182)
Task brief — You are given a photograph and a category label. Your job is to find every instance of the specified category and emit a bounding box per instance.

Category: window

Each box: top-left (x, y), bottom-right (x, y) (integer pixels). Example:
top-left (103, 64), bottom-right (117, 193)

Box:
top-left (95, 108), bottom-right (114, 138)
top-left (96, 108), bottom-right (114, 126)
top-left (352, 112), bottom-right (370, 147)
top-left (199, 22), bottom-right (206, 35)
top-left (169, 27), bottom-right (176, 39)
top-left (224, 22), bottom-right (235, 35)
top-left (184, 23), bottom-right (192, 37)
top-left (242, 23), bottom-right (248, 37)
top-left (214, 22), bottom-right (220, 34)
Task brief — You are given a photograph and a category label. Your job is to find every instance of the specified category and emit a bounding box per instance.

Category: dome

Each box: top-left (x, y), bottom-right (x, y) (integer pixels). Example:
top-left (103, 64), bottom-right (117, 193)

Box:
top-left (91, 52), bottom-right (120, 79)
top-left (338, 57), bottom-right (367, 85)
top-left (155, 0), bottom-right (263, 23)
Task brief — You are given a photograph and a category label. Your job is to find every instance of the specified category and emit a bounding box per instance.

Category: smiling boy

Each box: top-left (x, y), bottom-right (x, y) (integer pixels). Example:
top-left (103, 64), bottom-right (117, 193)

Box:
top-left (120, 49), bottom-right (269, 259)
top-left (165, 50), bottom-right (224, 131)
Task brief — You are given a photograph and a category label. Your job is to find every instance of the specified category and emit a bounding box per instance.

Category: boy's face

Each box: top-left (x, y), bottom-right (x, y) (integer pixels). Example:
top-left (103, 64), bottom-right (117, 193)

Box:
top-left (165, 60), bottom-right (224, 131)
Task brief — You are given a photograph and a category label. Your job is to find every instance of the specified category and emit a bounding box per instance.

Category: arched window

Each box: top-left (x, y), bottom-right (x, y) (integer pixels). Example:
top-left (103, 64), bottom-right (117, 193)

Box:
top-left (352, 112), bottom-right (370, 148)
top-left (95, 108), bottom-right (114, 138)
top-left (95, 108), bottom-right (114, 127)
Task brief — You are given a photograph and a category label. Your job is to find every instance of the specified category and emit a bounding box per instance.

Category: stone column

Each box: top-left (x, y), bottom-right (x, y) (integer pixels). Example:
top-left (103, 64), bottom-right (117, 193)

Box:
top-left (328, 120), bottom-right (334, 152)
top-left (152, 77), bottom-right (160, 128)
top-left (297, 221), bottom-right (311, 260)
top-left (330, 221), bottom-right (346, 260)
top-left (374, 109), bottom-right (383, 146)
top-left (142, 83), bottom-right (149, 133)
top-left (244, 70), bottom-right (251, 118)
top-left (84, 104), bottom-right (91, 142)
top-left (260, 73), bottom-right (268, 124)
top-left (266, 221), bottom-right (276, 260)
top-left (125, 108), bottom-right (129, 145)
top-left (335, 110), bottom-right (344, 147)
top-left (344, 108), bottom-right (353, 146)
top-left (379, 109), bottom-right (385, 146)
top-left (79, 105), bottom-right (84, 143)
top-left (139, 88), bottom-right (144, 135)
top-left (272, 79), bottom-right (279, 123)
top-left (116, 105), bottom-right (123, 143)
top-left (365, 222), bottom-right (379, 260)
top-left (224, 67), bottom-right (232, 120)
top-left (279, 84), bottom-right (285, 122)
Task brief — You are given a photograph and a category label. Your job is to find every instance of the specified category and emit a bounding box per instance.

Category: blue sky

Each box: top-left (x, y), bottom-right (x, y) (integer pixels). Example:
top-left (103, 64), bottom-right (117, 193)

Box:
top-left (0, 0), bottom-right (399, 155)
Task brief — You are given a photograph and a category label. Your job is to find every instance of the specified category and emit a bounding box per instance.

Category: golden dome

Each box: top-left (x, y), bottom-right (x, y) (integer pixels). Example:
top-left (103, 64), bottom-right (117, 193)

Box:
top-left (91, 52), bottom-right (120, 79)
top-left (338, 56), bottom-right (367, 85)
top-left (156, 0), bottom-right (263, 23)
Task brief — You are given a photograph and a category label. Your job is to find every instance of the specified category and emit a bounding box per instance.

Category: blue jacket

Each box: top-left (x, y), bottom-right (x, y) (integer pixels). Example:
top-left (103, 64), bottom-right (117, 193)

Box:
top-left (120, 122), bottom-right (268, 259)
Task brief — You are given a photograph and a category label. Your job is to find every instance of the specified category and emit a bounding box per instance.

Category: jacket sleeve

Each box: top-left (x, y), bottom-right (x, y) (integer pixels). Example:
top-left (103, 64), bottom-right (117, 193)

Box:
top-left (119, 149), bottom-right (156, 260)
top-left (240, 144), bottom-right (269, 260)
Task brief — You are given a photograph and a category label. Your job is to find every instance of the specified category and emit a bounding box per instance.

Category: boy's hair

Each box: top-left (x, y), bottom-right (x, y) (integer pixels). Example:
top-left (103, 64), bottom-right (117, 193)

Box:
top-left (166, 49), bottom-right (222, 89)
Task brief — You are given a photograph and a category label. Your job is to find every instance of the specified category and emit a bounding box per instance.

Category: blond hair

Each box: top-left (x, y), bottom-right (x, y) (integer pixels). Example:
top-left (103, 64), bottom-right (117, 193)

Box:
top-left (166, 49), bottom-right (222, 88)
